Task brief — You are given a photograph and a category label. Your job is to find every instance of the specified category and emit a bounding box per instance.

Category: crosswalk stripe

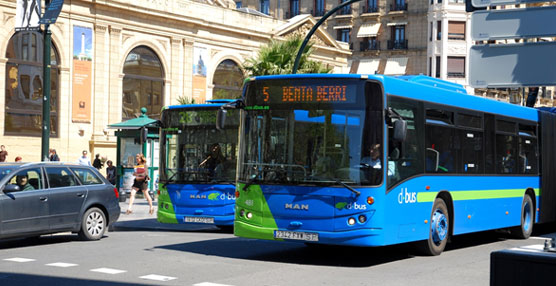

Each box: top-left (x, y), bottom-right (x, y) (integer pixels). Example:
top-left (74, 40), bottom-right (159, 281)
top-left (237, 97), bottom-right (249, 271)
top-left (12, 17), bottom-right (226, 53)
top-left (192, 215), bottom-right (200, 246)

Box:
top-left (90, 268), bottom-right (127, 274)
top-left (46, 262), bottom-right (78, 268)
top-left (3, 258), bottom-right (36, 263)
top-left (193, 283), bottom-right (234, 286)
top-left (139, 274), bottom-right (177, 282)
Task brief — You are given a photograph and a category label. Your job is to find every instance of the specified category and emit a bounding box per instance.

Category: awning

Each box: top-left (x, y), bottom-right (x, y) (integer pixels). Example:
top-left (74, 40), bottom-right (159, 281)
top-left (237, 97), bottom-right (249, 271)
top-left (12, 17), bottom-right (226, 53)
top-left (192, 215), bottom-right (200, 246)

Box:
top-left (357, 59), bottom-right (380, 74)
top-left (107, 108), bottom-right (159, 130)
top-left (357, 23), bottom-right (381, 38)
top-left (333, 25), bottom-right (352, 30)
top-left (386, 21), bottom-right (408, 26)
top-left (384, 57), bottom-right (408, 75)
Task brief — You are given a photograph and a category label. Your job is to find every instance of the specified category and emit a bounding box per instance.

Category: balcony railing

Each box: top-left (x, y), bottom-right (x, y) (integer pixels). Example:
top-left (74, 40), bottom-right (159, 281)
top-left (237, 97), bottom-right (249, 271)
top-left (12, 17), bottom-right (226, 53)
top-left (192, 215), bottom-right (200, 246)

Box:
top-left (387, 39), bottom-right (408, 50)
top-left (311, 9), bottom-right (326, 17)
top-left (362, 5), bottom-right (379, 13)
top-left (360, 41), bottom-right (380, 51)
top-left (447, 72), bottom-right (465, 78)
top-left (337, 6), bottom-right (352, 15)
top-left (390, 3), bottom-right (408, 11)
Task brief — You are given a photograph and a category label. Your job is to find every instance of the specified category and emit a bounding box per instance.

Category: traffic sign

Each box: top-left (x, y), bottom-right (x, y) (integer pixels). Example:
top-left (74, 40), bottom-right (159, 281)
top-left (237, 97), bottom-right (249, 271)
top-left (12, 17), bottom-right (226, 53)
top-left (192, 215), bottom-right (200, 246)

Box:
top-left (39, 0), bottom-right (64, 25)
top-left (472, 6), bottom-right (556, 41)
top-left (469, 42), bottom-right (556, 88)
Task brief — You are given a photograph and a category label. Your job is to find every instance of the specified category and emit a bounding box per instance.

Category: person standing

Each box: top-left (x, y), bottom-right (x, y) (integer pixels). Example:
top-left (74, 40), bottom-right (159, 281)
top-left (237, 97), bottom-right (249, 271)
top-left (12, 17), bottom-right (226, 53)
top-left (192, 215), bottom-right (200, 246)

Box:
top-left (126, 154), bottom-right (154, 215)
top-left (49, 149), bottom-right (60, 161)
top-left (77, 150), bottom-right (91, 166)
top-left (105, 160), bottom-right (117, 185)
top-left (92, 154), bottom-right (103, 170)
top-left (0, 145), bottom-right (8, 162)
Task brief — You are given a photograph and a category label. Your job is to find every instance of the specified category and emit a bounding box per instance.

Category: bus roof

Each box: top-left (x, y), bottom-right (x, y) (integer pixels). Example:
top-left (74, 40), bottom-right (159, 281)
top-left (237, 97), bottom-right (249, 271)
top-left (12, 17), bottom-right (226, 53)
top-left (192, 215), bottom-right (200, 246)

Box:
top-left (163, 99), bottom-right (238, 110)
top-left (248, 74), bottom-right (538, 122)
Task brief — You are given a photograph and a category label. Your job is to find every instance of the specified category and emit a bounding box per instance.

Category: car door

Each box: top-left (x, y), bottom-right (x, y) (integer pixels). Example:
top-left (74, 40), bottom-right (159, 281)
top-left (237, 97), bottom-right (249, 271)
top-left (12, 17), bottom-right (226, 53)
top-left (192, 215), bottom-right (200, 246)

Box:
top-left (0, 168), bottom-right (49, 237)
top-left (46, 166), bottom-right (87, 230)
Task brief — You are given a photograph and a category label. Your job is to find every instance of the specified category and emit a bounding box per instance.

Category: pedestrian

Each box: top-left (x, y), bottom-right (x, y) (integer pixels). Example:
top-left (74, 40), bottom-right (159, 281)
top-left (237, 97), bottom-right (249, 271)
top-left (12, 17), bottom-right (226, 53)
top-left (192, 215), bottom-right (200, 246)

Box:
top-left (49, 149), bottom-right (60, 161)
top-left (92, 154), bottom-right (103, 170)
top-left (105, 160), bottom-right (117, 185)
top-left (126, 153), bottom-right (154, 215)
top-left (77, 150), bottom-right (91, 166)
top-left (15, 156), bottom-right (22, 162)
top-left (0, 145), bottom-right (8, 162)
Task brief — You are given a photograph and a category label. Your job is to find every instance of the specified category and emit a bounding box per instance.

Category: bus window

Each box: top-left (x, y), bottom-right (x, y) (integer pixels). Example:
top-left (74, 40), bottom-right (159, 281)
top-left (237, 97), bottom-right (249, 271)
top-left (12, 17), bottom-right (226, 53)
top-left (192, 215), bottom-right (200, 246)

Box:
top-left (460, 130), bottom-right (484, 173)
top-left (387, 96), bottom-right (424, 188)
top-left (519, 136), bottom-right (538, 174)
top-left (496, 134), bottom-right (517, 174)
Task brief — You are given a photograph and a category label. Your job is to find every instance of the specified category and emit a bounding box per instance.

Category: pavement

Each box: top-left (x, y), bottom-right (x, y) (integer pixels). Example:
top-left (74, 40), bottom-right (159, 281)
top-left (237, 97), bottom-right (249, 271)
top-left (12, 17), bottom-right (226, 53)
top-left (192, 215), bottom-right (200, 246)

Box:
top-left (111, 198), bottom-right (223, 233)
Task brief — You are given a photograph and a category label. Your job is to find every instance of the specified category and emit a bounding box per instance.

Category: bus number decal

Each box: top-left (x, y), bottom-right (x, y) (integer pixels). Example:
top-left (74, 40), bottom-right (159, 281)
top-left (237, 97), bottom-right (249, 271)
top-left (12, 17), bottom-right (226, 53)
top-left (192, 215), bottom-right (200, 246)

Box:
top-left (398, 188), bottom-right (417, 204)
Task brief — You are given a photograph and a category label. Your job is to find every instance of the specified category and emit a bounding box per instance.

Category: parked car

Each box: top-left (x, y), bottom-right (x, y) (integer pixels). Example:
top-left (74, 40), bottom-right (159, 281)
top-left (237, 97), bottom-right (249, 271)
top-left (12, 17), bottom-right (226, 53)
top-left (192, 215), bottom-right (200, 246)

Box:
top-left (0, 162), bottom-right (120, 241)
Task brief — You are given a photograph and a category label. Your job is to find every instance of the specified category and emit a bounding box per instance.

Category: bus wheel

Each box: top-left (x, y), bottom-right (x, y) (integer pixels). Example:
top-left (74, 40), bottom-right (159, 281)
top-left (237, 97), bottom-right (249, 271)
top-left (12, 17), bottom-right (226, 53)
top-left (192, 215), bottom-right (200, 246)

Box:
top-left (510, 194), bottom-right (534, 239)
top-left (417, 198), bottom-right (449, 256)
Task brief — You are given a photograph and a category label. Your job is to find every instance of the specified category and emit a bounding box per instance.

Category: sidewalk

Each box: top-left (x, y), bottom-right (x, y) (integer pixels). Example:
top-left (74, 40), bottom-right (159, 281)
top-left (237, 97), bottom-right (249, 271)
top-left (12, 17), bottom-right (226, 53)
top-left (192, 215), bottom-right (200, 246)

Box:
top-left (111, 200), bottom-right (221, 232)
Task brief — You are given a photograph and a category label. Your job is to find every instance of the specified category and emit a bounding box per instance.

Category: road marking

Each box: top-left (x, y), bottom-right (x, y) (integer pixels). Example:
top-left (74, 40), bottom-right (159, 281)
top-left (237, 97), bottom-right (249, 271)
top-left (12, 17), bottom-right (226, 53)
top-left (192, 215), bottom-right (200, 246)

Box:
top-left (90, 268), bottom-right (127, 274)
top-left (3, 258), bottom-right (36, 263)
top-left (139, 274), bottom-right (177, 282)
top-left (46, 262), bottom-right (78, 268)
top-left (194, 283), bottom-right (234, 286)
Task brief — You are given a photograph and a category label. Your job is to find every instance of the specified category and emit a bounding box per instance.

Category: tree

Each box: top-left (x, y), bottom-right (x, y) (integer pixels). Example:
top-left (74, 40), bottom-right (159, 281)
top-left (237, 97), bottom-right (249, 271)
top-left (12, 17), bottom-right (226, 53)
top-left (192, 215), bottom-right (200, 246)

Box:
top-left (243, 34), bottom-right (332, 76)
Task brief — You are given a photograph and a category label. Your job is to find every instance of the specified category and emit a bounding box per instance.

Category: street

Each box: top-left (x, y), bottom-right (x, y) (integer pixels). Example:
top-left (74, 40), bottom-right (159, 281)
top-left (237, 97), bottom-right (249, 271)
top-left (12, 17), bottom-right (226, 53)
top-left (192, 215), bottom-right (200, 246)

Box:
top-left (0, 202), bottom-right (554, 286)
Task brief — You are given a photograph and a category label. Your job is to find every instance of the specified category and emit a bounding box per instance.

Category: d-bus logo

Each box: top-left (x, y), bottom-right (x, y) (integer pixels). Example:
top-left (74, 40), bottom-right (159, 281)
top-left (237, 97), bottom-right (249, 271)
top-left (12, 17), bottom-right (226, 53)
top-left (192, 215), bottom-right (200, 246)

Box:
top-left (398, 188), bottom-right (417, 204)
top-left (220, 193), bottom-right (236, 201)
top-left (335, 202), bottom-right (367, 210)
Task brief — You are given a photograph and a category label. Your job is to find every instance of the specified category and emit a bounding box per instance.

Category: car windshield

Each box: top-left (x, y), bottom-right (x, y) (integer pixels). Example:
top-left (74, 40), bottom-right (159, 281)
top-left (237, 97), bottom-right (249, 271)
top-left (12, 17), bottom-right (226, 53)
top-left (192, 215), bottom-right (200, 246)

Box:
top-left (239, 78), bottom-right (384, 186)
top-left (0, 165), bottom-right (18, 181)
top-left (160, 108), bottom-right (239, 183)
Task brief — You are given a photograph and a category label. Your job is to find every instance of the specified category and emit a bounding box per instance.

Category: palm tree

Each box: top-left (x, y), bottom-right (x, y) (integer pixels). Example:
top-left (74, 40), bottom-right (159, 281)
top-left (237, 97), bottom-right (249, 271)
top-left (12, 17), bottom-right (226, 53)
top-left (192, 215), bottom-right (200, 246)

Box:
top-left (243, 34), bottom-right (331, 76)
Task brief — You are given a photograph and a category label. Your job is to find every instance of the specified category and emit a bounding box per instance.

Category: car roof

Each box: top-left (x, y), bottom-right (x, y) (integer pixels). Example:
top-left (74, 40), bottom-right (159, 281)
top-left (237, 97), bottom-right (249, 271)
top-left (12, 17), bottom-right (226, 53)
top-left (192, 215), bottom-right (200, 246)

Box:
top-left (0, 162), bottom-right (93, 168)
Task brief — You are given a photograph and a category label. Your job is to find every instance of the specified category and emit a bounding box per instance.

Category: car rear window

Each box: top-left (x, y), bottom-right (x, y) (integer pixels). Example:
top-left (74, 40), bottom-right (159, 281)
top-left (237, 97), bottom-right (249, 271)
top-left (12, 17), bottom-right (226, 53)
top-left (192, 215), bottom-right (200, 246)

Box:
top-left (46, 167), bottom-right (79, 188)
top-left (71, 168), bottom-right (103, 185)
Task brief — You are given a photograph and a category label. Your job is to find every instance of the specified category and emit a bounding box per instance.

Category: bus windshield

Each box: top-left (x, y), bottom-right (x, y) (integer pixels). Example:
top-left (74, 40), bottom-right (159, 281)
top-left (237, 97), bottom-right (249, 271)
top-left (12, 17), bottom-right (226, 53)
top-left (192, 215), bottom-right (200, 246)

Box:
top-left (239, 78), bottom-right (383, 186)
top-left (160, 108), bottom-right (239, 184)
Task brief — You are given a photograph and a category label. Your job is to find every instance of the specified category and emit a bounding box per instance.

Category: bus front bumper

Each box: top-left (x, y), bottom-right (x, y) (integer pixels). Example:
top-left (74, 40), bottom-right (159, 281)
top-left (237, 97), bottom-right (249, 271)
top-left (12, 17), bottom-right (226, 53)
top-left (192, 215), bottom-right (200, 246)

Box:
top-left (234, 220), bottom-right (385, 247)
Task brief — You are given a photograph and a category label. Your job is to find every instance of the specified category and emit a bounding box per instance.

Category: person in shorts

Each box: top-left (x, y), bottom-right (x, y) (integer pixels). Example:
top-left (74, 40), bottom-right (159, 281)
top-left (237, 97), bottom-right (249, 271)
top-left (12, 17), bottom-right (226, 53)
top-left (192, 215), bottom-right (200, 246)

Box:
top-left (125, 153), bottom-right (154, 215)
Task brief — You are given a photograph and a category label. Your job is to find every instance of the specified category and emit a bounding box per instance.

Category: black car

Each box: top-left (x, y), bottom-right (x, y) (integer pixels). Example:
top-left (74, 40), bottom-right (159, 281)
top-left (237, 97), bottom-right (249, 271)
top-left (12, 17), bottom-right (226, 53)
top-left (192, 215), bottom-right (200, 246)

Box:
top-left (0, 162), bottom-right (120, 241)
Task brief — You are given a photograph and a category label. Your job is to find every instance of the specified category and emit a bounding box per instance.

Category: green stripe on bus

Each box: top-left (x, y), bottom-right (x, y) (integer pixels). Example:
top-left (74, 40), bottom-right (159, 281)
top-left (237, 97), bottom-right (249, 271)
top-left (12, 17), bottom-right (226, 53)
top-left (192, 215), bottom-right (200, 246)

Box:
top-left (417, 188), bottom-right (540, 203)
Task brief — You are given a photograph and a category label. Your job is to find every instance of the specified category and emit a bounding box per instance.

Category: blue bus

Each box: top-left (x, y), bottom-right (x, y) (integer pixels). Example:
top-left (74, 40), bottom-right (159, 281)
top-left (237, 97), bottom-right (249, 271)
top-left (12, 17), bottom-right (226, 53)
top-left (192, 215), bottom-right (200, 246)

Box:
top-left (233, 74), bottom-right (556, 255)
top-left (157, 100), bottom-right (239, 228)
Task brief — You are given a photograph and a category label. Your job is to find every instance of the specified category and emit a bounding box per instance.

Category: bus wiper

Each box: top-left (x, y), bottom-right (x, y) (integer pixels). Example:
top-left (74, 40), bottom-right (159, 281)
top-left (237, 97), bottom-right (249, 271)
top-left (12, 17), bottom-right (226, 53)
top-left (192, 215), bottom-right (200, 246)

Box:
top-left (242, 168), bottom-right (265, 191)
top-left (335, 180), bottom-right (361, 197)
top-left (162, 171), bottom-right (180, 188)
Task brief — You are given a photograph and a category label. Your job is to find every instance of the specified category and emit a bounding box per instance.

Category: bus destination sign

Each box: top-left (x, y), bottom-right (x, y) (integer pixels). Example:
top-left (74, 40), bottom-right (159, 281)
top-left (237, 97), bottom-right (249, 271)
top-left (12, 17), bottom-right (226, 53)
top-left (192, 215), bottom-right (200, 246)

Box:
top-left (259, 84), bottom-right (355, 105)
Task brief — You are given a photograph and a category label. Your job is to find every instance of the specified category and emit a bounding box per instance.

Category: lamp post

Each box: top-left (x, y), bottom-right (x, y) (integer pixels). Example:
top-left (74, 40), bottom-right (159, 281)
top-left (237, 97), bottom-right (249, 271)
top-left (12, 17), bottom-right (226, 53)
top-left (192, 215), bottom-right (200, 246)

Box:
top-left (292, 0), bottom-right (362, 74)
top-left (41, 0), bottom-right (52, 161)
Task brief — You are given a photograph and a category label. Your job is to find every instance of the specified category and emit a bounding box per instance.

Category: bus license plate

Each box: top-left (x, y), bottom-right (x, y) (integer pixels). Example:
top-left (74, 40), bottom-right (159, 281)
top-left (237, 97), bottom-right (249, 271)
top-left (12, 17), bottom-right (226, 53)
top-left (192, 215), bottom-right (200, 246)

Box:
top-left (184, 216), bottom-right (214, 224)
top-left (274, 230), bottom-right (319, 242)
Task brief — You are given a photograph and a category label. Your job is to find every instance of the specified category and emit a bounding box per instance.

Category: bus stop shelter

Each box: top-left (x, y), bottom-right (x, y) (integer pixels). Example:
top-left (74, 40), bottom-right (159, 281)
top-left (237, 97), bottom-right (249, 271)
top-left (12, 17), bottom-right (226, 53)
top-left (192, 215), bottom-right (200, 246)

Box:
top-left (107, 108), bottom-right (160, 201)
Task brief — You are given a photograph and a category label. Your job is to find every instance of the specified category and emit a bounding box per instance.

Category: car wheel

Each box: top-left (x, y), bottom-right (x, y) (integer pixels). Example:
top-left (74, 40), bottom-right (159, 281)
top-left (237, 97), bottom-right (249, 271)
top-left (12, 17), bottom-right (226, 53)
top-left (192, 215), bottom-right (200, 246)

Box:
top-left (78, 207), bottom-right (106, 241)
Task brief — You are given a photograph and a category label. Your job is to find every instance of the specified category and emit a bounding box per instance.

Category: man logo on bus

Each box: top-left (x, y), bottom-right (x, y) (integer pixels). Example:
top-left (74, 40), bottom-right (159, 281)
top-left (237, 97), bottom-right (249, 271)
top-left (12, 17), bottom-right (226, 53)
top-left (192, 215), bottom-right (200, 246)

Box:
top-left (398, 188), bottom-right (417, 204)
top-left (285, 203), bottom-right (309, 210)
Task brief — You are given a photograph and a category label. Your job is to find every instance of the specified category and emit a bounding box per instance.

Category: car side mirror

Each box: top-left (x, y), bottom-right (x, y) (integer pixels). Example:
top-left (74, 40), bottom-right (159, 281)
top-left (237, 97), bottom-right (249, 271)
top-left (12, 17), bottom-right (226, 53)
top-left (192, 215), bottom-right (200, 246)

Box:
top-left (393, 119), bottom-right (407, 142)
top-left (3, 184), bottom-right (21, 193)
top-left (216, 109), bottom-right (227, 130)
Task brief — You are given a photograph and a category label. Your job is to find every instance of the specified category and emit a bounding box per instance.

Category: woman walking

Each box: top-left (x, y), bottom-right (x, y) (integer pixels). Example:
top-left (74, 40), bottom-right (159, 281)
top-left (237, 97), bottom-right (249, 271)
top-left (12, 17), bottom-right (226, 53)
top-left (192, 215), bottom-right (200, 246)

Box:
top-left (126, 153), bottom-right (154, 215)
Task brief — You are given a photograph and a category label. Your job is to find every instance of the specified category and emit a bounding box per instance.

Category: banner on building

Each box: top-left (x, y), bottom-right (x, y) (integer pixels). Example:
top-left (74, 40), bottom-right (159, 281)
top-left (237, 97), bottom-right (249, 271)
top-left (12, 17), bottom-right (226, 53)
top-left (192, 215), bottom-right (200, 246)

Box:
top-left (192, 46), bottom-right (208, 103)
top-left (72, 25), bottom-right (92, 123)
top-left (15, 0), bottom-right (41, 31)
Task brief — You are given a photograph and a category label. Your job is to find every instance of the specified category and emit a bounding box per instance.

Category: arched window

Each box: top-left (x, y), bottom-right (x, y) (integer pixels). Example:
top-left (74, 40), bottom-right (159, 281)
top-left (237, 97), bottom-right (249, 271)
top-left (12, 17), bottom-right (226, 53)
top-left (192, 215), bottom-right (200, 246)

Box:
top-left (212, 60), bottom-right (244, 99)
top-left (4, 31), bottom-right (60, 136)
top-left (122, 46), bottom-right (164, 120)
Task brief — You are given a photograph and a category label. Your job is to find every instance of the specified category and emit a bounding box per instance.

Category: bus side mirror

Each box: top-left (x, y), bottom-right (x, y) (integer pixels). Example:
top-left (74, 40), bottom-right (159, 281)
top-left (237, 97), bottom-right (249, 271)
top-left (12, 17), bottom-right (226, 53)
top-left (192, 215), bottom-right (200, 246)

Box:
top-left (393, 119), bottom-right (407, 142)
top-left (216, 109), bottom-right (227, 130)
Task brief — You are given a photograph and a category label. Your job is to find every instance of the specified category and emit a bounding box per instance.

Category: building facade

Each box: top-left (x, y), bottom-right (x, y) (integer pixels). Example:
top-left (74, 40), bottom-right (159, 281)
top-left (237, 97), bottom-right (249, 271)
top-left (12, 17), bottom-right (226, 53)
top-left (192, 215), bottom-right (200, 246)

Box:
top-left (239, 0), bottom-right (429, 76)
top-left (0, 0), bottom-right (349, 163)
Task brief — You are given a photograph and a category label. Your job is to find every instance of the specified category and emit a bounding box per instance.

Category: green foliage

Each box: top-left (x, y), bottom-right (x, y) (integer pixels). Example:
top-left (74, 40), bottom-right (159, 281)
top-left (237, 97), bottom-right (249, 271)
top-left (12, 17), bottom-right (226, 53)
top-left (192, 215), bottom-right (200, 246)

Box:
top-left (176, 95), bottom-right (196, 105)
top-left (243, 34), bottom-right (332, 76)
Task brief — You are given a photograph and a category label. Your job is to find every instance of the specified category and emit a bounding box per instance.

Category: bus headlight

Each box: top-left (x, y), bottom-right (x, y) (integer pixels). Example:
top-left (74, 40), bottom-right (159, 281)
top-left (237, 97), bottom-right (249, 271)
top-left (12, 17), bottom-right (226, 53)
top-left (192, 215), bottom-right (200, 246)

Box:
top-left (246, 212), bottom-right (253, 219)
top-left (348, 217), bottom-right (356, 225)
top-left (239, 209), bottom-right (245, 217)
